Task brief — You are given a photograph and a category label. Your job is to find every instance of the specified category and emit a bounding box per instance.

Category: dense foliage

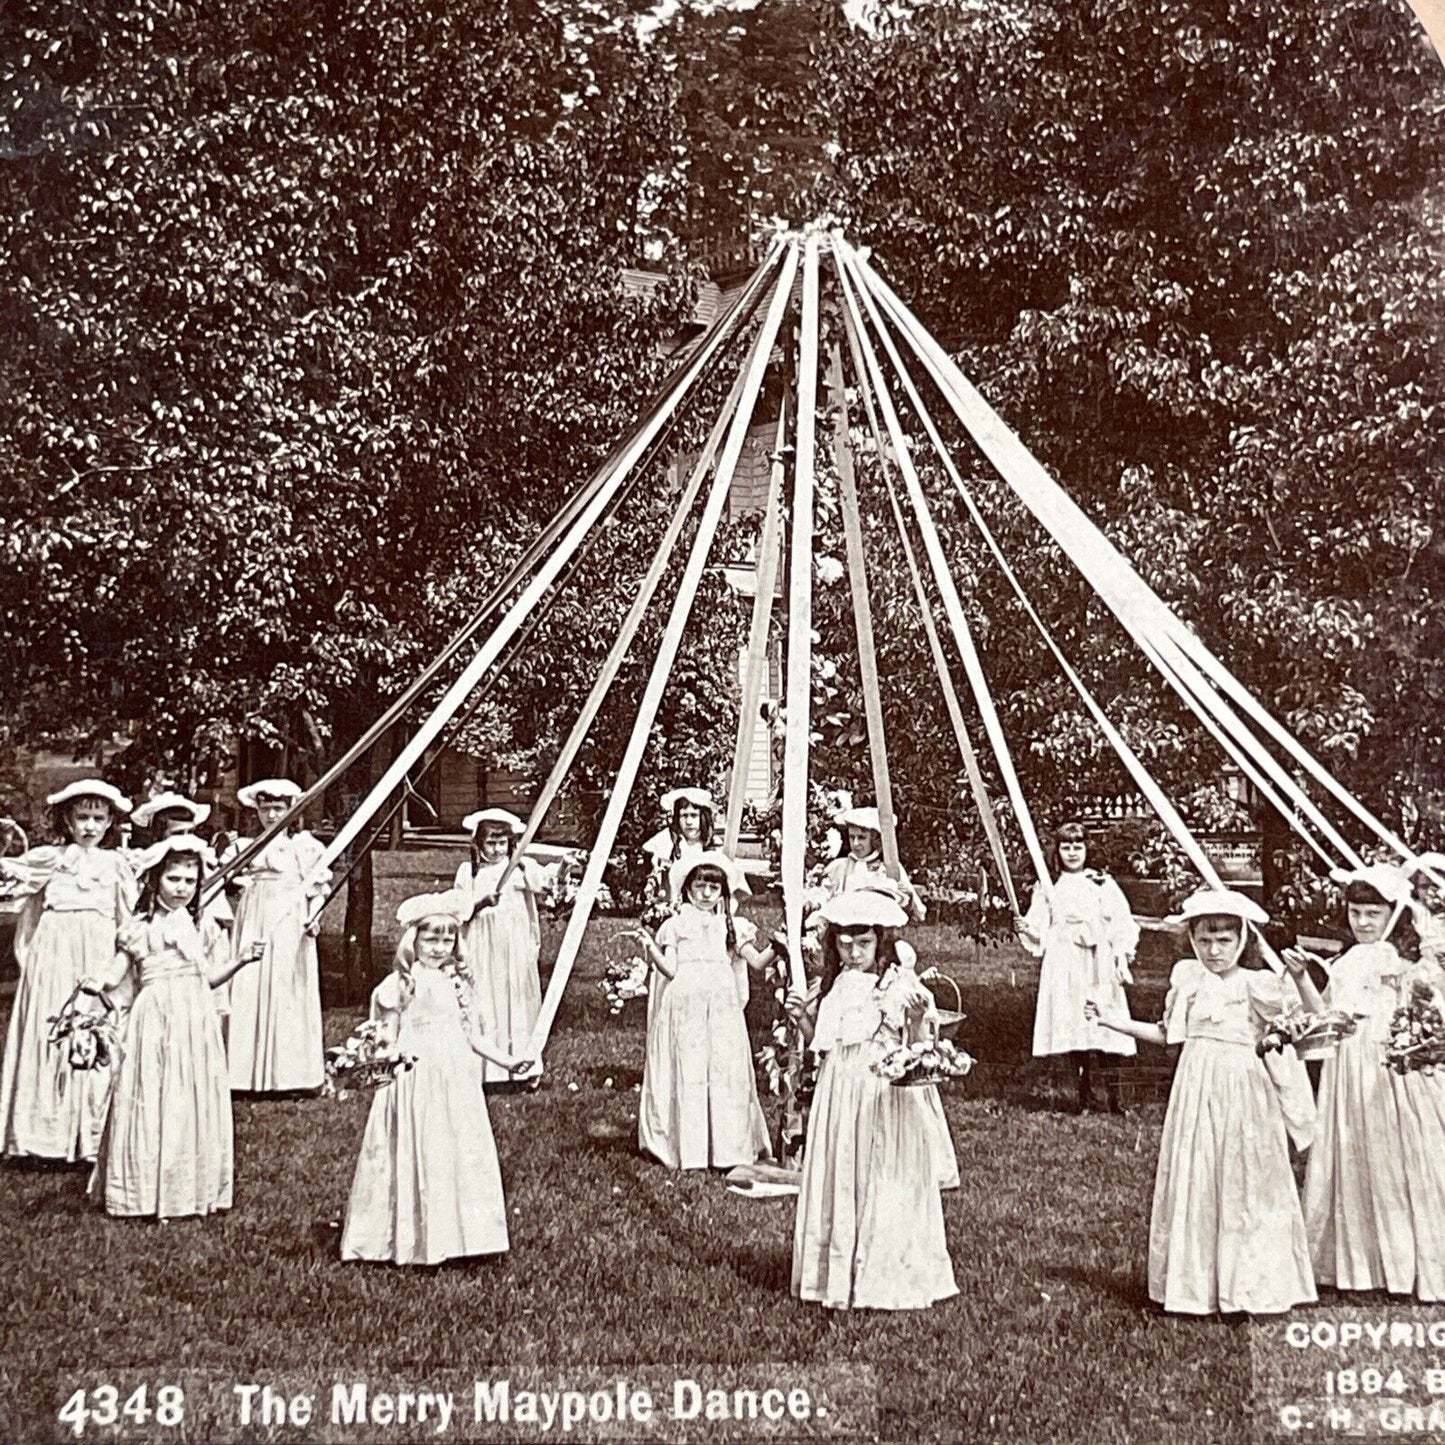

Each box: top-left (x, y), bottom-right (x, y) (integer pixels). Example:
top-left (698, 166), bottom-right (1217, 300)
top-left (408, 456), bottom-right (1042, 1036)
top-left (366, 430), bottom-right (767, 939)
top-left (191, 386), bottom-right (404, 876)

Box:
top-left (3, 0), bottom-right (1442, 928)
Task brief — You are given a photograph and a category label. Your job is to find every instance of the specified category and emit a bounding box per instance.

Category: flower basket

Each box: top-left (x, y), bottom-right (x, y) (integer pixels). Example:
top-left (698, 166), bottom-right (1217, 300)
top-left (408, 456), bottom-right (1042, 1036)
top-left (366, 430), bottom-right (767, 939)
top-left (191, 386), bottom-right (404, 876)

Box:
top-left (1257, 1007), bottom-right (1361, 1062)
top-left (599, 951), bottom-right (650, 1015)
top-left (919, 969), bottom-right (966, 1034)
top-left (324, 1021), bottom-right (416, 1097)
top-left (47, 985), bottom-right (118, 1072)
top-left (872, 1036), bottom-right (975, 1089)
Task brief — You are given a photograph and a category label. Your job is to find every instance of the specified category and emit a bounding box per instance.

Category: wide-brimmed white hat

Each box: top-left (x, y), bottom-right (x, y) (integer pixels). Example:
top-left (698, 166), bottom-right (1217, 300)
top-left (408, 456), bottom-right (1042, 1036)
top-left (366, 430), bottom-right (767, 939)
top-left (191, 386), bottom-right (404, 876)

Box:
top-left (669, 849), bottom-right (749, 901)
top-left (132, 792), bottom-right (211, 829)
top-left (134, 833), bottom-right (217, 876)
top-left (1404, 852), bottom-right (1445, 880)
top-left (817, 890), bottom-right (909, 931)
top-left (1165, 888), bottom-right (1269, 928)
top-left (46, 779), bottom-right (132, 815)
top-left (463, 807), bottom-right (525, 836)
top-left (1329, 863), bottom-right (1413, 907)
top-left (237, 778), bottom-right (304, 809)
top-left (661, 786), bottom-right (714, 815)
top-left (836, 806), bottom-right (893, 834)
top-left (396, 889), bottom-right (469, 928)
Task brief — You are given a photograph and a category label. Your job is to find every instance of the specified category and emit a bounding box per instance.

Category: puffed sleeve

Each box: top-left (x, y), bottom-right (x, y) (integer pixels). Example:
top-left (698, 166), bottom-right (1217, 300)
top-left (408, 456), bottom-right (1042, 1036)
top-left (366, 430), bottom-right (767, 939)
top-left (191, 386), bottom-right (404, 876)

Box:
top-left (1161, 958), bottom-right (1203, 1045)
top-left (112, 851), bottom-right (139, 918)
top-left (809, 980), bottom-right (845, 1055)
top-left (733, 916), bottom-right (758, 953)
top-left (1101, 875), bottom-right (1139, 978)
top-left (1244, 968), bottom-right (1289, 1025)
top-left (1018, 882), bottom-right (1049, 958)
top-left (518, 856), bottom-right (548, 894)
top-left (294, 831), bottom-right (331, 894)
top-left (820, 857), bottom-right (849, 897)
top-left (655, 914), bottom-right (681, 950)
top-left (0, 844), bottom-right (67, 897)
top-left (115, 917), bottom-right (148, 960)
top-left (369, 973), bottom-right (403, 1022)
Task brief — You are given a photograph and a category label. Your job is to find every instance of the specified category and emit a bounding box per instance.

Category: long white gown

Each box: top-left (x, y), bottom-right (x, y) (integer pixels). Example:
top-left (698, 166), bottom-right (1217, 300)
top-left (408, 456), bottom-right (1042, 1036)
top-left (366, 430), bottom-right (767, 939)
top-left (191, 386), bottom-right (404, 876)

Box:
top-left (792, 966), bottom-right (958, 1311)
top-left (221, 832), bottom-right (328, 1091)
top-left (1148, 960), bottom-right (1316, 1315)
top-left (90, 909), bottom-right (234, 1218)
top-left (637, 905), bottom-right (771, 1170)
top-left (454, 856), bottom-right (544, 1084)
top-left (0, 845), bottom-right (134, 1160)
top-left (1022, 870), bottom-right (1139, 1057)
top-left (1303, 943), bottom-right (1445, 1300)
top-left (341, 968), bottom-right (510, 1265)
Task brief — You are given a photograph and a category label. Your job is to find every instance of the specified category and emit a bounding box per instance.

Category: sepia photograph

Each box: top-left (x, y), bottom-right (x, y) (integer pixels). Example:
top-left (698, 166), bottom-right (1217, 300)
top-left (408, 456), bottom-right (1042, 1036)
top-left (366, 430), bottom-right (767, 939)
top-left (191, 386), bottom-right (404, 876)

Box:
top-left (1, 1), bottom-right (1443, 1441)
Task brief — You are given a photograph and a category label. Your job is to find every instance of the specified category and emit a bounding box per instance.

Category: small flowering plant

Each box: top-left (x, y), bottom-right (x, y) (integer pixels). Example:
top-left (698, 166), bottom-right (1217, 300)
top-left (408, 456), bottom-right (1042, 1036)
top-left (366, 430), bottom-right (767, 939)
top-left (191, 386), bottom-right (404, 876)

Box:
top-left (1384, 980), bottom-right (1445, 1075)
top-left (1257, 1006), bottom-right (1362, 1061)
top-left (48, 985), bottom-right (118, 1071)
top-left (324, 1020), bottom-right (417, 1097)
top-left (872, 1037), bottom-right (976, 1087)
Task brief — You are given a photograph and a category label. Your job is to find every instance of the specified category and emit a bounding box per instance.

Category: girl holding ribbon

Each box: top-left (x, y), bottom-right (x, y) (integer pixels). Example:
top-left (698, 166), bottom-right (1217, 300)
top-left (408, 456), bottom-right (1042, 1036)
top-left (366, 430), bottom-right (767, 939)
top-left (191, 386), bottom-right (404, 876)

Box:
top-left (1088, 888), bottom-right (1322, 1315)
top-left (1291, 864), bottom-right (1445, 1301)
top-left (220, 779), bottom-right (330, 1093)
top-left (1016, 821), bottom-right (1139, 1112)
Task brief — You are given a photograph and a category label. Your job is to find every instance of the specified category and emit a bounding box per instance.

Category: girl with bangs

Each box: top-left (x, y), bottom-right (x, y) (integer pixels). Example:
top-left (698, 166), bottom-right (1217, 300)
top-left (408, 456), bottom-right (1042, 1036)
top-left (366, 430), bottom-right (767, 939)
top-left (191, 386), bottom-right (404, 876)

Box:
top-left (0, 780), bottom-right (136, 1161)
top-left (84, 835), bottom-right (264, 1219)
top-left (785, 890), bottom-right (958, 1311)
top-left (341, 891), bottom-right (534, 1266)
top-left (1293, 865), bottom-right (1445, 1301)
top-left (628, 851), bottom-right (776, 1171)
top-left (1090, 889), bottom-right (1322, 1315)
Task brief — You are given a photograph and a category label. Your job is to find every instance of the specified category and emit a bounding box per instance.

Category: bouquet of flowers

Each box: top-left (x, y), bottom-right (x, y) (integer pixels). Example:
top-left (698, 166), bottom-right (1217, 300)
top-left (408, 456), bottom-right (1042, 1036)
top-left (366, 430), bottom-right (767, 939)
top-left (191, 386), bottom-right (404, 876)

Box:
top-left (1384, 980), bottom-right (1445, 1075)
top-left (324, 1020), bottom-right (417, 1097)
top-left (47, 986), bottom-right (118, 1071)
top-left (1257, 1006), bottom-right (1362, 1062)
top-left (872, 1037), bottom-right (976, 1088)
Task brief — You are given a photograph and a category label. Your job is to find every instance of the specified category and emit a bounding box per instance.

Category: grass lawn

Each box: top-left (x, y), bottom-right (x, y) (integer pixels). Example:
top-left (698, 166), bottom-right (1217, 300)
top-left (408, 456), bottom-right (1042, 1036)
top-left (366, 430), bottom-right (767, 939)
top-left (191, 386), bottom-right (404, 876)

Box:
top-left (0, 897), bottom-right (1306, 1445)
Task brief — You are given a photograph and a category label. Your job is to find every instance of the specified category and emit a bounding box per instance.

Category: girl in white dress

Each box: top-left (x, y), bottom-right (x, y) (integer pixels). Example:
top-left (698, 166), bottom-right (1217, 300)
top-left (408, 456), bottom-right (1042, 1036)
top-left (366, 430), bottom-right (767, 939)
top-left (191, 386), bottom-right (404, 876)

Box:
top-left (131, 791), bottom-right (232, 933)
top-left (341, 891), bottom-right (533, 1265)
top-left (0, 779), bottom-right (135, 1161)
top-left (220, 779), bottom-right (329, 1092)
top-left (86, 836), bottom-right (264, 1218)
top-left (1293, 863), bottom-right (1445, 1300)
top-left (454, 808), bottom-right (545, 1085)
top-left (629, 851), bottom-right (775, 1170)
top-left (821, 806), bottom-right (926, 923)
top-left (640, 787), bottom-right (711, 1026)
top-left (786, 891), bottom-right (958, 1311)
top-left (1016, 821), bottom-right (1139, 1112)
top-left (639, 786), bottom-right (717, 897)
top-left (1089, 888), bottom-right (1322, 1315)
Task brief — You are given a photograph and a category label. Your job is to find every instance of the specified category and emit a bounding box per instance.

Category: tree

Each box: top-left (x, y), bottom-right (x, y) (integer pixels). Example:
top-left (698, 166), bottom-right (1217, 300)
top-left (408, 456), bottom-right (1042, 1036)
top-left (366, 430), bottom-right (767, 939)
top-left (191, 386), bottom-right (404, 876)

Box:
top-left (0, 0), bottom-right (699, 794)
top-left (791, 0), bottom-right (1445, 911)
